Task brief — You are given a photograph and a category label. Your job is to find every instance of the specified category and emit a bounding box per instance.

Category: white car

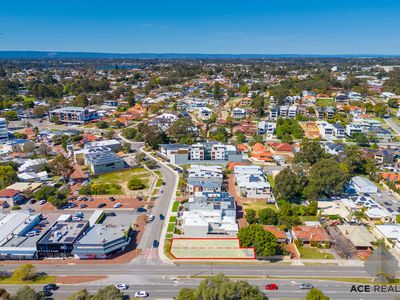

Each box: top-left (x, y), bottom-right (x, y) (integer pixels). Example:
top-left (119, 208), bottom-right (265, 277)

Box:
top-left (115, 283), bottom-right (129, 290)
top-left (113, 202), bottom-right (122, 208)
top-left (387, 191), bottom-right (394, 196)
top-left (39, 199), bottom-right (47, 205)
top-left (134, 291), bottom-right (149, 298)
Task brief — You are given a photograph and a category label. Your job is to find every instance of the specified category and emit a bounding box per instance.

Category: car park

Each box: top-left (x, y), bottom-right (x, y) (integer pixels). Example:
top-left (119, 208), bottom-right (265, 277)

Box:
top-left (299, 283), bottom-right (314, 289)
top-left (115, 283), bottom-right (129, 290)
top-left (134, 291), bottom-right (149, 298)
top-left (265, 283), bottom-right (278, 290)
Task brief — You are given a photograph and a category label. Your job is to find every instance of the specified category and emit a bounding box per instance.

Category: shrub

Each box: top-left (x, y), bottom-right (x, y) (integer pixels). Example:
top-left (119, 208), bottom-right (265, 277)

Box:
top-left (127, 178), bottom-right (145, 190)
top-left (11, 205), bottom-right (21, 210)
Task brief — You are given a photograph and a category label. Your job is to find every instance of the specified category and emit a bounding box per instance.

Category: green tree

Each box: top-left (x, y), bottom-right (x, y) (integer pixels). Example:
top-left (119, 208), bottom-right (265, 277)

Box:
top-left (13, 264), bottom-right (36, 281)
top-left (121, 127), bottom-right (138, 140)
top-left (351, 132), bottom-right (370, 146)
top-left (67, 289), bottom-right (90, 300)
top-left (273, 167), bottom-right (305, 201)
top-left (251, 95), bottom-right (265, 117)
top-left (50, 155), bottom-right (74, 181)
top-left (96, 121), bottom-right (108, 129)
top-left (294, 139), bottom-right (325, 165)
top-left (0, 165), bottom-right (18, 189)
top-left (127, 178), bottom-right (145, 190)
top-left (258, 208), bottom-right (278, 225)
top-left (126, 90), bottom-right (135, 106)
top-left (305, 288), bottom-right (330, 300)
top-left (245, 209), bottom-right (257, 224)
top-left (168, 117), bottom-right (195, 143)
top-left (213, 81), bottom-right (222, 99)
top-left (13, 286), bottom-right (40, 300)
top-left (91, 285), bottom-right (124, 300)
top-left (305, 158), bottom-right (349, 200)
top-left (388, 98), bottom-right (398, 108)
top-left (176, 274), bottom-right (265, 300)
top-left (238, 224), bottom-right (278, 257)
top-left (0, 288), bottom-right (10, 300)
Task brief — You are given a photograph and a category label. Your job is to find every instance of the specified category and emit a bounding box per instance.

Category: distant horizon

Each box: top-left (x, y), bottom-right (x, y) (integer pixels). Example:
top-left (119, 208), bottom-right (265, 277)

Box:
top-left (1, 50), bottom-right (400, 59)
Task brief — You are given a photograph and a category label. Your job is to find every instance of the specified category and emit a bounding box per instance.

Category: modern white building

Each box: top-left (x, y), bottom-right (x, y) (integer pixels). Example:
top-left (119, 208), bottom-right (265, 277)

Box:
top-left (232, 108), bottom-right (246, 119)
top-left (350, 176), bottom-right (378, 194)
top-left (0, 118), bottom-right (8, 141)
top-left (234, 165), bottom-right (272, 199)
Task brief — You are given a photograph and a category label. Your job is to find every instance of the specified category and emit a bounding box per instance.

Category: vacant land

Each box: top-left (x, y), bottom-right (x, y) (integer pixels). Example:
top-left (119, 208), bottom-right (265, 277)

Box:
top-left (170, 238), bottom-right (255, 259)
top-left (242, 201), bottom-right (278, 212)
top-left (92, 167), bottom-right (155, 196)
top-left (316, 98), bottom-right (334, 107)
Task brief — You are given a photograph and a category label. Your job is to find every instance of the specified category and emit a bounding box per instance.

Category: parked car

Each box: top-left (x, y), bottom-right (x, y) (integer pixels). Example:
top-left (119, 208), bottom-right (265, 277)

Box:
top-left (39, 200), bottom-right (46, 205)
top-left (97, 203), bottom-right (106, 208)
top-left (148, 215), bottom-right (155, 222)
top-left (387, 191), bottom-right (394, 196)
top-left (137, 207), bottom-right (147, 213)
top-left (106, 212), bottom-right (116, 216)
top-left (114, 202), bottom-right (122, 208)
top-left (41, 290), bottom-right (52, 297)
top-left (27, 208), bottom-right (35, 213)
top-left (162, 181), bottom-right (166, 186)
top-left (265, 284), bottom-right (278, 290)
top-left (153, 240), bottom-right (159, 248)
top-left (134, 291), bottom-right (149, 298)
top-left (159, 214), bottom-right (165, 220)
top-left (29, 199), bottom-right (36, 204)
top-left (115, 284), bottom-right (129, 290)
top-left (43, 284), bottom-right (59, 291)
top-left (79, 204), bottom-right (88, 209)
top-left (109, 196), bottom-right (116, 201)
top-left (299, 283), bottom-right (314, 289)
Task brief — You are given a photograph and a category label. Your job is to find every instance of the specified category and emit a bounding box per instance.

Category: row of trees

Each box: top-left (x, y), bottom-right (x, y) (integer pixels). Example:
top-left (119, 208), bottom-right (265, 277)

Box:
top-left (274, 140), bottom-right (376, 201)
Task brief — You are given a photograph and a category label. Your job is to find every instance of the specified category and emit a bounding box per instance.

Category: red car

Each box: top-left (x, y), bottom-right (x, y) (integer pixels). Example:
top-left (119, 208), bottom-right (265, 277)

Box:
top-left (265, 283), bottom-right (279, 290)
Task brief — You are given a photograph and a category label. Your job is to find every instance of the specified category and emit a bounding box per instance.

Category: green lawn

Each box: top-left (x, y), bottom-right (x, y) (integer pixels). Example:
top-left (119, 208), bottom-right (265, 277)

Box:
top-left (156, 177), bottom-right (163, 188)
top-left (92, 168), bottom-right (148, 184)
top-left (166, 233), bottom-right (173, 239)
top-left (0, 275), bottom-right (55, 284)
top-left (172, 201), bottom-right (180, 212)
top-left (169, 216), bottom-right (177, 223)
top-left (267, 175), bottom-right (275, 189)
top-left (301, 215), bottom-right (320, 222)
top-left (242, 201), bottom-right (278, 212)
top-left (298, 246), bottom-right (334, 259)
top-left (316, 98), bottom-right (334, 107)
top-left (167, 223), bottom-right (175, 232)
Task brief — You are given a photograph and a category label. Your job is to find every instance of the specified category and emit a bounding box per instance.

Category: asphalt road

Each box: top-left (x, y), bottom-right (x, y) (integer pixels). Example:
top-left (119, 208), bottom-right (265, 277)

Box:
top-left (1, 278), bottom-right (397, 300)
top-left (385, 117), bottom-right (400, 135)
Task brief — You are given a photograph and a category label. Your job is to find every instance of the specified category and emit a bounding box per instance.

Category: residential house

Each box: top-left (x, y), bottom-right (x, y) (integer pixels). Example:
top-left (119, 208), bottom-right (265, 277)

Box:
top-left (332, 124), bottom-right (345, 138)
top-left (187, 165), bottom-right (223, 194)
top-left (292, 225), bottom-right (332, 246)
top-left (350, 176), bottom-right (378, 194)
top-left (0, 118), bottom-right (8, 141)
top-left (251, 143), bottom-right (273, 162)
top-left (336, 225), bottom-right (376, 252)
top-left (18, 158), bottom-right (47, 173)
top-left (232, 108), bottom-right (246, 119)
top-left (324, 142), bottom-right (345, 155)
top-left (0, 189), bottom-right (23, 207)
top-left (234, 165), bottom-right (272, 199)
top-left (181, 192), bottom-right (238, 237)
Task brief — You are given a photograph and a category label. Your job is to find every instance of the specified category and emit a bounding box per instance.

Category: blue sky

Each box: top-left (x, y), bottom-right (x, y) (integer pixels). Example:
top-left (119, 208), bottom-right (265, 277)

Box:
top-left (0, 0), bottom-right (399, 54)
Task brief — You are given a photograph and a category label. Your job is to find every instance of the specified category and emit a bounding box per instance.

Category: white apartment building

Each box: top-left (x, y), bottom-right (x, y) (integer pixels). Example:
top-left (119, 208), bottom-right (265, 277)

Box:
top-left (0, 118), bottom-right (8, 141)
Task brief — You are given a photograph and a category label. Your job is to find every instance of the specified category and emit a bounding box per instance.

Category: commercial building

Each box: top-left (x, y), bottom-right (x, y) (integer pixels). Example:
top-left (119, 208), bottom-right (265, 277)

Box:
top-left (84, 139), bottom-right (122, 152)
top-left (85, 151), bottom-right (125, 175)
top-left (37, 219), bottom-right (89, 258)
top-left (73, 213), bottom-right (132, 259)
top-left (0, 213), bottom-right (43, 259)
top-left (49, 107), bottom-right (98, 124)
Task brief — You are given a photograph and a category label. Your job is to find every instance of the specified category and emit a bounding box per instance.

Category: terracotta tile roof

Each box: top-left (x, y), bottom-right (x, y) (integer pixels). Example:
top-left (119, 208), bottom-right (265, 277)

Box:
top-left (380, 173), bottom-right (400, 182)
top-left (0, 189), bottom-right (20, 197)
top-left (252, 143), bottom-right (267, 153)
top-left (292, 225), bottom-right (330, 242)
top-left (263, 225), bottom-right (286, 240)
